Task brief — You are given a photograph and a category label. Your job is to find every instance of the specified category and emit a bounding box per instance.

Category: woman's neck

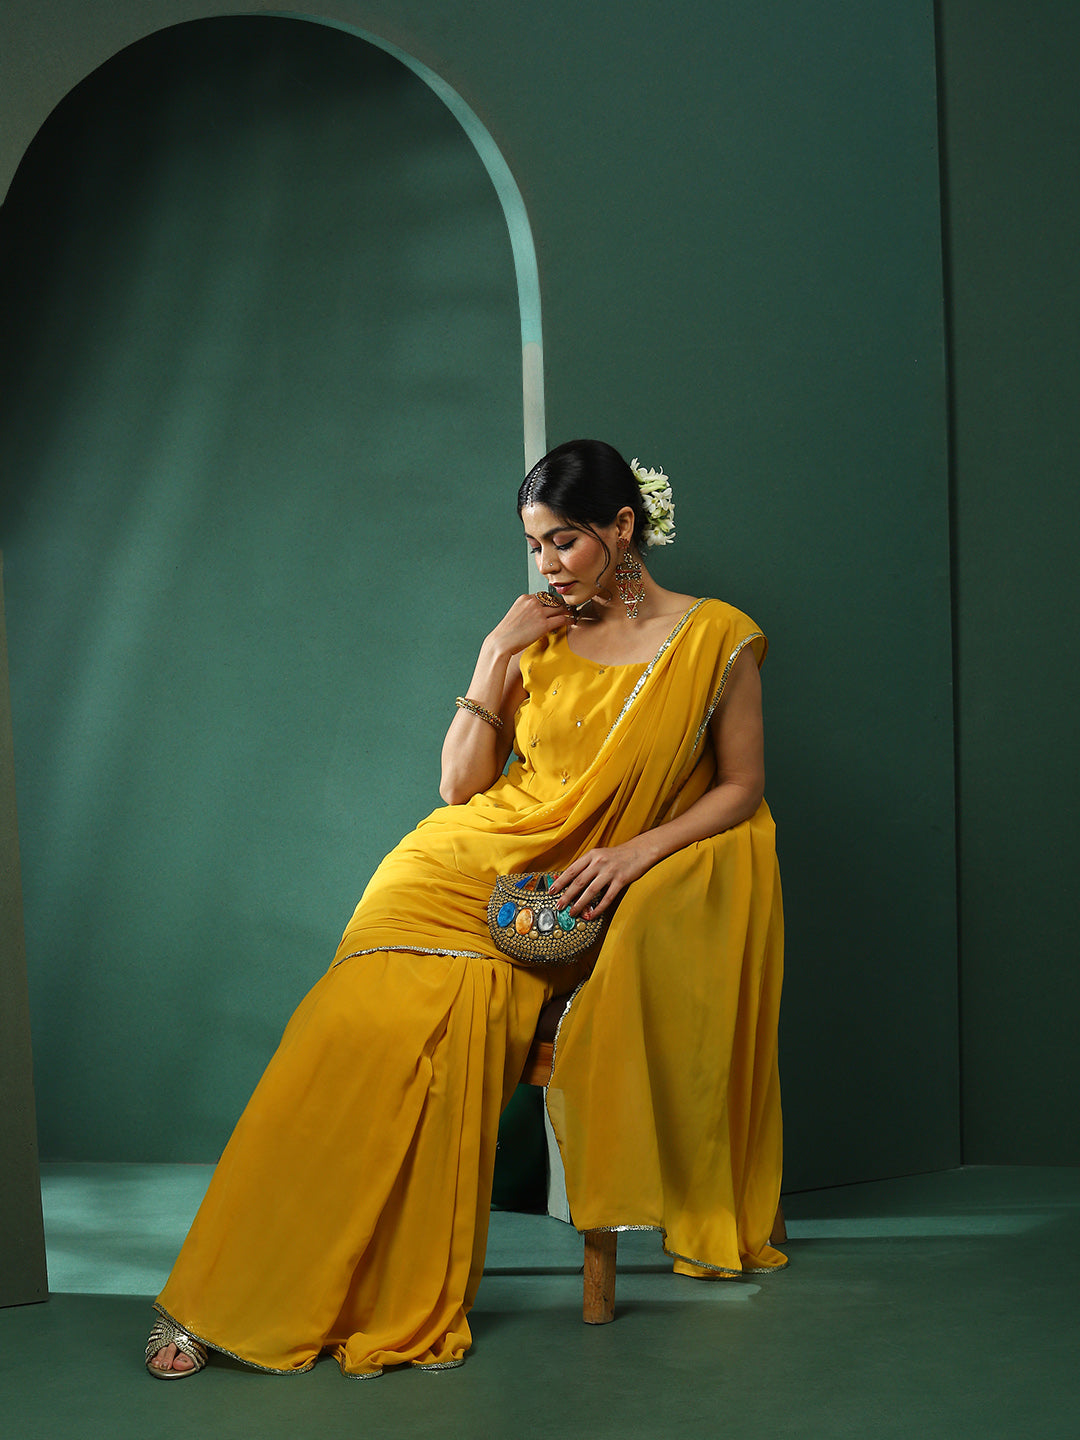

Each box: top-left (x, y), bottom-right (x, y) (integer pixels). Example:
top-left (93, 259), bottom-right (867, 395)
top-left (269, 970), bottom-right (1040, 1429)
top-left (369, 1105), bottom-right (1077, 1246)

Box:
top-left (567, 573), bottom-right (698, 664)
top-left (577, 568), bottom-right (687, 626)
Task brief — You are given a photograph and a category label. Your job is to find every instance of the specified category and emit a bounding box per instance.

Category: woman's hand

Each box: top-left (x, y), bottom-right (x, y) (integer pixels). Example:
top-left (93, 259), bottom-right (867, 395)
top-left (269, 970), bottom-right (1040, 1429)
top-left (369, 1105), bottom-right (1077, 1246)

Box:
top-left (440, 594), bottom-right (576, 805)
top-left (486, 592), bottom-right (577, 657)
top-left (549, 836), bottom-right (659, 920)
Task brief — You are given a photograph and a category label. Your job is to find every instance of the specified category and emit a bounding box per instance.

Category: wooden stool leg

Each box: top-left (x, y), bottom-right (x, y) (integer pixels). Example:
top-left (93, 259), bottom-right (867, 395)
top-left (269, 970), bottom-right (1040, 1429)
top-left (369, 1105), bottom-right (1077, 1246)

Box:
top-left (583, 1229), bottom-right (617, 1324)
top-left (770, 1199), bottom-right (787, 1245)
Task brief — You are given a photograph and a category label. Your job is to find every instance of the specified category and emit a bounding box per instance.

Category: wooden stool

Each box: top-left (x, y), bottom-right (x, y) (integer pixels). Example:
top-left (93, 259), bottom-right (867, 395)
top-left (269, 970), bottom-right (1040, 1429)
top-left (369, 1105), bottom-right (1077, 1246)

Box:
top-left (521, 993), bottom-right (786, 1324)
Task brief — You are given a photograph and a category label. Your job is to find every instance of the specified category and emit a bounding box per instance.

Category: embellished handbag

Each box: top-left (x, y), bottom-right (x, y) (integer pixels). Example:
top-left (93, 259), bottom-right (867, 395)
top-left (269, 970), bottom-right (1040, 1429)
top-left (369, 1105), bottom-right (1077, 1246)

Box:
top-left (487, 872), bottom-right (604, 965)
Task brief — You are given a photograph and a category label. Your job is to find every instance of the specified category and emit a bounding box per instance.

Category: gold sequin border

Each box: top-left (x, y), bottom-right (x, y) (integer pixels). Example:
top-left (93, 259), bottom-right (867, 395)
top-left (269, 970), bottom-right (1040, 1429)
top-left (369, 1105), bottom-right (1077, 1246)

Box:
top-left (151, 1302), bottom-right (315, 1375)
top-left (571, 1224), bottom-right (788, 1277)
top-left (150, 1303), bottom-right (467, 1378)
top-left (332, 944), bottom-right (487, 970)
top-left (688, 630), bottom-right (765, 758)
top-left (599, 598), bottom-right (706, 750)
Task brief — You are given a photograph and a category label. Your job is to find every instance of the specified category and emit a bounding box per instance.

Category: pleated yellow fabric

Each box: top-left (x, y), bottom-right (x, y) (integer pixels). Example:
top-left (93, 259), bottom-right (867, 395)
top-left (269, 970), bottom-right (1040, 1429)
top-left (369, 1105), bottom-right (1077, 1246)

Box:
top-left (155, 598), bottom-right (785, 1375)
top-left (156, 949), bottom-right (569, 1374)
top-left (545, 806), bottom-right (786, 1274)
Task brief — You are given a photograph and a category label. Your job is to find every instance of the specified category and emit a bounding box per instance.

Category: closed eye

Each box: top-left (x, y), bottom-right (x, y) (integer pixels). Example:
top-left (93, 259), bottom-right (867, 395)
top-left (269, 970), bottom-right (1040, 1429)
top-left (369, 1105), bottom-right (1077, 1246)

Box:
top-left (526, 533), bottom-right (578, 555)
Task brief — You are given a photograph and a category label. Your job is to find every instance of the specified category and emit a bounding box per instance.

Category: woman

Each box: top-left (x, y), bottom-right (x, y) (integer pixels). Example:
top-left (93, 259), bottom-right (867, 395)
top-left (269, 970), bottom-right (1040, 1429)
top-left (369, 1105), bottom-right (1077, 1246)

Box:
top-left (146, 438), bottom-right (785, 1380)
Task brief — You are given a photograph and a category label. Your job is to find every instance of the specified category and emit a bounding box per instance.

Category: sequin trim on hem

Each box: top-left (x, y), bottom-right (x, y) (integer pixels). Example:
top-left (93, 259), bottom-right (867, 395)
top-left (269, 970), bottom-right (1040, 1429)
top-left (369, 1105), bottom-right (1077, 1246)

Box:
top-left (576, 1224), bottom-right (788, 1276)
top-left (412, 1358), bottom-right (466, 1372)
top-left (332, 945), bottom-right (487, 970)
top-left (151, 1303), bottom-right (315, 1375)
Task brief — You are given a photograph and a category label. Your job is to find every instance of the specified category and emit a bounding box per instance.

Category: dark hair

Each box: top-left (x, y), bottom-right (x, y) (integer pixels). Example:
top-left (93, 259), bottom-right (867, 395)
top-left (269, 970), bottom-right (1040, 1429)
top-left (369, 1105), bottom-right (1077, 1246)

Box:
top-left (516, 439), bottom-right (648, 549)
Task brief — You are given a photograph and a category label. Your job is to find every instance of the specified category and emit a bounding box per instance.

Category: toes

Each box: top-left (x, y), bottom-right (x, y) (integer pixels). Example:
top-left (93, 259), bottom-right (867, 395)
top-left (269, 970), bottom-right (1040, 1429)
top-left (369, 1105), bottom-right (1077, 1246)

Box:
top-left (149, 1335), bottom-right (200, 1373)
top-left (151, 1342), bottom-right (193, 1372)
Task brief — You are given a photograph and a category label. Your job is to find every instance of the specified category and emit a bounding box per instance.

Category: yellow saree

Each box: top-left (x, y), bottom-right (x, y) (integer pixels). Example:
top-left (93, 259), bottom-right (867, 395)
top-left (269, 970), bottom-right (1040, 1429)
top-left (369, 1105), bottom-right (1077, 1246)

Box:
top-left (154, 598), bottom-right (784, 1376)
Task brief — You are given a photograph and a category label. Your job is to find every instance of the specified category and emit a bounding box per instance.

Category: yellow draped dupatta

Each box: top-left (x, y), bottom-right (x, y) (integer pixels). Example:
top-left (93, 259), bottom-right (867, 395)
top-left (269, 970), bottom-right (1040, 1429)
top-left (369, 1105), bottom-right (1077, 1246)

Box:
top-left (335, 598), bottom-right (785, 1276)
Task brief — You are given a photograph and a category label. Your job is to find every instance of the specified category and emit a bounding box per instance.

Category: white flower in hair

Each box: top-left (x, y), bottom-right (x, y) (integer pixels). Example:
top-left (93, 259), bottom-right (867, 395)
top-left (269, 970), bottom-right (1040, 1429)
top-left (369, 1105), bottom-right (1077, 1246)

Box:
top-left (630, 458), bottom-right (676, 546)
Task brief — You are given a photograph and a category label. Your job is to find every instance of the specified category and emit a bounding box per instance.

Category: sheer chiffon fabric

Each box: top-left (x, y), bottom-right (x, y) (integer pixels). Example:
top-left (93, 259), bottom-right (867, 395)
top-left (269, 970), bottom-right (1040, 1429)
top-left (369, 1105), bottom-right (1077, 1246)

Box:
top-left (155, 599), bottom-right (785, 1375)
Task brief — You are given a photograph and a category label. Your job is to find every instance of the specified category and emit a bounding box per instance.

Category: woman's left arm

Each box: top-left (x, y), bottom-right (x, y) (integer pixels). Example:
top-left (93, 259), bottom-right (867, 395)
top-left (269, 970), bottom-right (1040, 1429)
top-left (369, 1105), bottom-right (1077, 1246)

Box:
top-left (551, 646), bottom-right (765, 919)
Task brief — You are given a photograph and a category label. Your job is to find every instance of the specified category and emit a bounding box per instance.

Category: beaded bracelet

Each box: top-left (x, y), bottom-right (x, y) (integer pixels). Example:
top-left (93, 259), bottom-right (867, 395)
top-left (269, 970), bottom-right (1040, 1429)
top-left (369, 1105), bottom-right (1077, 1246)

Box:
top-left (455, 696), bottom-right (503, 731)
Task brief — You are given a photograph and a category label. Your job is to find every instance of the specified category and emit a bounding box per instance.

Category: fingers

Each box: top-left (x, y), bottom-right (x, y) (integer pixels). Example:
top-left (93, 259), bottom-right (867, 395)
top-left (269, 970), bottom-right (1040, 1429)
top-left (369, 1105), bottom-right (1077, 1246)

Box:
top-left (531, 593), bottom-right (577, 627)
top-left (575, 885), bottom-right (613, 920)
top-left (549, 840), bottom-right (649, 918)
top-left (544, 607), bottom-right (575, 629)
top-left (493, 595), bottom-right (574, 653)
top-left (549, 859), bottom-right (616, 918)
top-left (578, 888), bottom-right (611, 919)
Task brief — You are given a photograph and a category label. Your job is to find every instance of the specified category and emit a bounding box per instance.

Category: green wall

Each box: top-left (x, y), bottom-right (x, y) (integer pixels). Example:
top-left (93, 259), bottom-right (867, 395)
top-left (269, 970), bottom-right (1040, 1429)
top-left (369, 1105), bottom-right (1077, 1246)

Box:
top-left (938, 2), bottom-right (1080, 1163)
top-left (0, 558), bottom-right (48, 1306)
top-left (1, 2), bottom-right (960, 1187)
top-left (0, 18), bottom-right (525, 1160)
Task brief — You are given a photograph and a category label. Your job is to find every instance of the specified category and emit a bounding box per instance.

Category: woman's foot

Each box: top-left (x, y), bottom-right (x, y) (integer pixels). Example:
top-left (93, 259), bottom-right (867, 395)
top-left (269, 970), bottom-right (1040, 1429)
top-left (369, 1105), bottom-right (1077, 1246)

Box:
top-left (148, 1342), bottom-right (196, 1374)
top-left (145, 1316), bottom-right (207, 1379)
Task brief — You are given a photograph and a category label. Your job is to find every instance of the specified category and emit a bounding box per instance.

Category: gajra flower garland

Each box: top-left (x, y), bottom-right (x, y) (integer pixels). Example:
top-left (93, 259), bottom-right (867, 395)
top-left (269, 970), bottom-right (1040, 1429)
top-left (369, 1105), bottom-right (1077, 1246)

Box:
top-left (630, 459), bottom-right (675, 547)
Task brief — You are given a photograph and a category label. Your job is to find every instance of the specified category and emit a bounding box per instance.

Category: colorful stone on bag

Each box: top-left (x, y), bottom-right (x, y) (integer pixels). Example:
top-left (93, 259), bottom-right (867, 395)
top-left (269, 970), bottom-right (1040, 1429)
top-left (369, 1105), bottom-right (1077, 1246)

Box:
top-left (514, 908), bottom-right (534, 936)
top-left (487, 871), bottom-right (603, 965)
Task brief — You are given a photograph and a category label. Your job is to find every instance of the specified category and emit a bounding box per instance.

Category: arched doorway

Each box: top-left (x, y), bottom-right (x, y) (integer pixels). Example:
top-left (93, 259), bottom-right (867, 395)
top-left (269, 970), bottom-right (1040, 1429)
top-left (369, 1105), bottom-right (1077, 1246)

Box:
top-left (0, 15), bottom-right (540, 1161)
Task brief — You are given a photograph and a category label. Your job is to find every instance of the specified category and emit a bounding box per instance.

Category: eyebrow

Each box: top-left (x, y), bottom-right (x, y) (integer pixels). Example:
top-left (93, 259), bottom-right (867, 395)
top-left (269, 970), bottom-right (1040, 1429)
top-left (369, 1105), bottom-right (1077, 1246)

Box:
top-left (525, 524), bottom-right (579, 542)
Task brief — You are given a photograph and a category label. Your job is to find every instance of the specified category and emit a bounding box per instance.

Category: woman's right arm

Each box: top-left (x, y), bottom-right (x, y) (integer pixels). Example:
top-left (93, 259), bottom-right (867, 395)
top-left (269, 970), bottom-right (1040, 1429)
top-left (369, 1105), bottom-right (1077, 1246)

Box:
top-left (439, 595), bottom-right (574, 804)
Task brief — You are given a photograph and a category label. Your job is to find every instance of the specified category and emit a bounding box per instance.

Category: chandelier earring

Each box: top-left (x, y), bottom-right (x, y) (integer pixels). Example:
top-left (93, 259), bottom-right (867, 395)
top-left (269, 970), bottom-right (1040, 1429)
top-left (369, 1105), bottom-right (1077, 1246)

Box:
top-left (614, 540), bottom-right (646, 619)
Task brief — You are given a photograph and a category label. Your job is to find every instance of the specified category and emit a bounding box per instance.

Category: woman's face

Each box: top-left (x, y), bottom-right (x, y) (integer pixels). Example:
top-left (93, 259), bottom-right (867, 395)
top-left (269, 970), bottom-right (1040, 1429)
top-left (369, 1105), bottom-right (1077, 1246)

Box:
top-left (520, 502), bottom-right (620, 604)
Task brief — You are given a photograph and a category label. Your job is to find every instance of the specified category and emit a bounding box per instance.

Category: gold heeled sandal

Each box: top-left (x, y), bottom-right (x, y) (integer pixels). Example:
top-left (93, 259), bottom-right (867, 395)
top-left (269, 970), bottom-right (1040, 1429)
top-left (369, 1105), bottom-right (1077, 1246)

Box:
top-left (145, 1315), bottom-right (208, 1379)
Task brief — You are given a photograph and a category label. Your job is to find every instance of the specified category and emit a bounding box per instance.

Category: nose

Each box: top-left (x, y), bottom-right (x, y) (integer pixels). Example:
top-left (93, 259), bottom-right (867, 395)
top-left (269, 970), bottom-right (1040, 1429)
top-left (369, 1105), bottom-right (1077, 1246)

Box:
top-left (539, 548), bottom-right (559, 573)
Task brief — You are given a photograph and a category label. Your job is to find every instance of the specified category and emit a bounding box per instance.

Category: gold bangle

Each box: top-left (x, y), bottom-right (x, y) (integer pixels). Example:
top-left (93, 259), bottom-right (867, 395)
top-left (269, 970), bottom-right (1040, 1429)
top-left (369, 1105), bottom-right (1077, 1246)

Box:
top-left (455, 696), bottom-right (503, 731)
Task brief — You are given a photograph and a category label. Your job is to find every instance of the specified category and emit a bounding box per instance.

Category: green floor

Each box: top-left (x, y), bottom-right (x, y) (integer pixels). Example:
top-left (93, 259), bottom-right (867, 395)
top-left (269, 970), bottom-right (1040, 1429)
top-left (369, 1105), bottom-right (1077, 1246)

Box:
top-left (4, 1166), bottom-right (1078, 1438)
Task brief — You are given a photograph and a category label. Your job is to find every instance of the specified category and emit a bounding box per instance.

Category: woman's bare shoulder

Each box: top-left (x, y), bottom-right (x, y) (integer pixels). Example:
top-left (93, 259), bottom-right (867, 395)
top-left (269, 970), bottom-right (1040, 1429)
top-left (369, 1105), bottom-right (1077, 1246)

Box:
top-left (648, 585), bottom-right (700, 618)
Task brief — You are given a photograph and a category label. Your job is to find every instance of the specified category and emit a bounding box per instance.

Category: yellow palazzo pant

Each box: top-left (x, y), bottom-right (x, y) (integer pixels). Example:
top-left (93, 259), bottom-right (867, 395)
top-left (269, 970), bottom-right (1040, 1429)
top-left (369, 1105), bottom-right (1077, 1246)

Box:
top-left (155, 947), bottom-right (585, 1376)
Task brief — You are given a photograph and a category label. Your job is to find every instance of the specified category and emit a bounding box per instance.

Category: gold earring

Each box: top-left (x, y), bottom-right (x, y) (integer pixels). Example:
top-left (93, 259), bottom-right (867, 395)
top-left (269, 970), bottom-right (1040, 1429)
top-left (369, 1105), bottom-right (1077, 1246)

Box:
top-left (614, 541), bottom-right (645, 619)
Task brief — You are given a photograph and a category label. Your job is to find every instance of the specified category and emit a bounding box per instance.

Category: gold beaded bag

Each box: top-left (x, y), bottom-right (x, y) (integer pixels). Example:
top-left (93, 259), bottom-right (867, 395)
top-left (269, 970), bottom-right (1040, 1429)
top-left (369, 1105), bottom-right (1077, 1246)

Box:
top-left (487, 872), bottom-right (604, 965)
